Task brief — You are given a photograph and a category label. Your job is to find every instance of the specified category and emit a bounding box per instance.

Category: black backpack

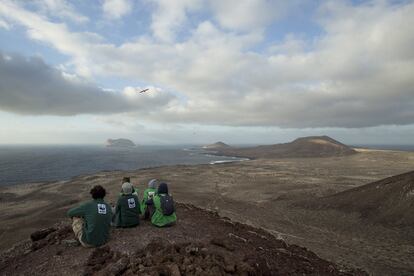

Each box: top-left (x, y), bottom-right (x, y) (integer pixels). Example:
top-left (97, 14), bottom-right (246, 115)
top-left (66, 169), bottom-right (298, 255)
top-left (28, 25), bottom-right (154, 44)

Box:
top-left (160, 194), bottom-right (175, 216)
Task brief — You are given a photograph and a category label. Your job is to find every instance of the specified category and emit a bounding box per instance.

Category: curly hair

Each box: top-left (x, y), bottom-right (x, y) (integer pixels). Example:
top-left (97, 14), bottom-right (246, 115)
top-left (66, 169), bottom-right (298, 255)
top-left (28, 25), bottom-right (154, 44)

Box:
top-left (90, 185), bottom-right (106, 199)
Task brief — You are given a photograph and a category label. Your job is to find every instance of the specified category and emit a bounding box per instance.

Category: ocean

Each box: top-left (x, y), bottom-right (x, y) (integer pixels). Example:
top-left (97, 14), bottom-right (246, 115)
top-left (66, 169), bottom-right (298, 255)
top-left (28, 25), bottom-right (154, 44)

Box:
top-left (0, 145), bottom-right (245, 186)
top-left (353, 144), bottom-right (414, 151)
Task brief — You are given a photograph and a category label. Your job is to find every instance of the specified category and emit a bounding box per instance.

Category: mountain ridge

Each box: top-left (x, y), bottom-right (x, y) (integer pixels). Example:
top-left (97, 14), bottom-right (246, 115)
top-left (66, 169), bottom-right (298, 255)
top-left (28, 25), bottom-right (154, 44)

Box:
top-left (215, 135), bottom-right (357, 159)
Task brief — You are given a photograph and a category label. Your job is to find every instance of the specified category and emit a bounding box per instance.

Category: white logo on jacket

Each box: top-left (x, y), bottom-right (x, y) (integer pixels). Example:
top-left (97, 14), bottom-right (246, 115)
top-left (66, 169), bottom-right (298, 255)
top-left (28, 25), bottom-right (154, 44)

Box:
top-left (128, 198), bottom-right (136, 208)
top-left (97, 203), bottom-right (107, 214)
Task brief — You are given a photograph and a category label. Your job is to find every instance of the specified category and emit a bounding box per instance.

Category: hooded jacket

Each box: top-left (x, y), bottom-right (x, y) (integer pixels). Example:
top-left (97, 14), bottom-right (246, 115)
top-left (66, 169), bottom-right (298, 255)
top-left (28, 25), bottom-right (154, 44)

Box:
top-left (141, 179), bottom-right (158, 213)
top-left (147, 183), bottom-right (177, 227)
top-left (119, 182), bottom-right (139, 197)
top-left (114, 193), bottom-right (141, 228)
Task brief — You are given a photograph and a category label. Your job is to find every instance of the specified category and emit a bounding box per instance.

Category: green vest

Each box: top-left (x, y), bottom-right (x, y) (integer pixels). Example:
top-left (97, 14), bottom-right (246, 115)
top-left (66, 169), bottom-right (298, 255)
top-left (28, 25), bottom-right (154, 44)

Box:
top-left (141, 188), bottom-right (157, 213)
top-left (67, 199), bottom-right (112, 247)
top-left (151, 194), bottom-right (177, 227)
top-left (114, 194), bottom-right (141, 227)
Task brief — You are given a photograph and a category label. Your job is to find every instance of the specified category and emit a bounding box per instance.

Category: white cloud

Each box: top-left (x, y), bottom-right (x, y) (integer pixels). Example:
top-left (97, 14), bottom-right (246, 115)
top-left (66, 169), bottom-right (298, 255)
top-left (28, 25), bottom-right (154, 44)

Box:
top-left (149, 0), bottom-right (203, 42)
top-left (0, 52), bottom-right (176, 115)
top-left (0, 19), bottom-right (10, 30)
top-left (148, 0), bottom-right (293, 41)
top-left (209, 0), bottom-right (297, 31)
top-left (0, 0), bottom-right (413, 128)
top-left (0, 1), bottom-right (105, 78)
top-left (102, 0), bottom-right (133, 19)
top-left (35, 0), bottom-right (89, 23)
top-left (267, 34), bottom-right (306, 55)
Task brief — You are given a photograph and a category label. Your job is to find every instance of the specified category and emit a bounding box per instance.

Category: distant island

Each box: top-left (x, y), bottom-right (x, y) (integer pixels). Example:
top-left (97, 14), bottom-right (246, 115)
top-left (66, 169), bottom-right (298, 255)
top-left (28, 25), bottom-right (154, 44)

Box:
top-left (2, 139), bottom-right (414, 274)
top-left (202, 141), bottom-right (231, 149)
top-left (214, 135), bottom-right (357, 159)
top-left (106, 138), bottom-right (136, 147)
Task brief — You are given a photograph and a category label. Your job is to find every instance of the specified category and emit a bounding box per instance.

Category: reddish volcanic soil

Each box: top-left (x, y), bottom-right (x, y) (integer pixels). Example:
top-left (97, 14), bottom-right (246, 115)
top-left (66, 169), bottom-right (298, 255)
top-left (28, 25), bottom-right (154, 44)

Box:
top-left (0, 203), bottom-right (365, 276)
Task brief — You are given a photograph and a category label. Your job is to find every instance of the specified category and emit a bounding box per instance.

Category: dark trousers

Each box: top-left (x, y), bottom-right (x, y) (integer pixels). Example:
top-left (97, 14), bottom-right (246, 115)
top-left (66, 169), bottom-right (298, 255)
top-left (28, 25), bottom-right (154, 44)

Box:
top-left (144, 205), bottom-right (155, 220)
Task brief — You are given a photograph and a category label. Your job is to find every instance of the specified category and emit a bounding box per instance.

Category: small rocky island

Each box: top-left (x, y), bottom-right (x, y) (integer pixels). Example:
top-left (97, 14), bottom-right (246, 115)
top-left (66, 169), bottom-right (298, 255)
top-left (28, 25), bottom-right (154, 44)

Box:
top-left (202, 141), bottom-right (231, 149)
top-left (106, 138), bottom-right (136, 148)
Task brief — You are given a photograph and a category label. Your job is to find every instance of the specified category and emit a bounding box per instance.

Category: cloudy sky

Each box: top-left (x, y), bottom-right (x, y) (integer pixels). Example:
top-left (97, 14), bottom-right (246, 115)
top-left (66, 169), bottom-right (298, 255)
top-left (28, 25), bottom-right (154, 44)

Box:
top-left (0, 0), bottom-right (413, 145)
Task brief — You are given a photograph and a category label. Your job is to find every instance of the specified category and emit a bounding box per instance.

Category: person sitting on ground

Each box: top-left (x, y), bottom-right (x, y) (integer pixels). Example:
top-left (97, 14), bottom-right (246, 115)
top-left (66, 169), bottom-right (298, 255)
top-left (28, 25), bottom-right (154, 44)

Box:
top-left (67, 185), bottom-right (112, 247)
top-left (120, 177), bottom-right (138, 197)
top-left (141, 179), bottom-right (158, 219)
top-left (146, 182), bottom-right (177, 227)
top-left (114, 182), bottom-right (141, 228)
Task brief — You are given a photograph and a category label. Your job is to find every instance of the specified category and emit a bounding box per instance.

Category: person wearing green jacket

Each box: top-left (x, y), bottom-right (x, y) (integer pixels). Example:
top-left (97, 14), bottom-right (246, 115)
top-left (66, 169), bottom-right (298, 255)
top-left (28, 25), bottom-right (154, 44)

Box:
top-left (146, 182), bottom-right (177, 227)
top-left (141, 179), bottom-right (158, 219)
top-left (114, 182), bottom-right (141, 227)
top-left (67, 185), bottom-right (112, 247)
top-left (119, 177), bottom-right (138, 198)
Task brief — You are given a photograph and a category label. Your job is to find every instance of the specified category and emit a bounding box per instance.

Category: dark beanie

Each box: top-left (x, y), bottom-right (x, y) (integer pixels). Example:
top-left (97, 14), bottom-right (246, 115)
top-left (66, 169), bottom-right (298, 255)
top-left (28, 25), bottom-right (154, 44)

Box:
top-left (158, 182), bottom-right (168, 194)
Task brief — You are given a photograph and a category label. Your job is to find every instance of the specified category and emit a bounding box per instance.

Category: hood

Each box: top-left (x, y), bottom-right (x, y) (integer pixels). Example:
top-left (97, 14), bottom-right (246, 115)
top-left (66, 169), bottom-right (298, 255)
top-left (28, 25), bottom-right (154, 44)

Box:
top-left (121, 182), bottom-right (133, 194)
top-left (148, 179), bottom-right (158, 189)
top-left (158, 182), bottom-right (168, 194)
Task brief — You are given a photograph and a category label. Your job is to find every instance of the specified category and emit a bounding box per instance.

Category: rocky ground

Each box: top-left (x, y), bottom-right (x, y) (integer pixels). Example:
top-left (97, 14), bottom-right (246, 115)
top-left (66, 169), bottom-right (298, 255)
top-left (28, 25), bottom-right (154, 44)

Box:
top-left (1, 148), bottom-right (414, 275)
top-left (306, 170), bottom-right (414, 226)
top-left (0, 203), bottom-right (366, 276)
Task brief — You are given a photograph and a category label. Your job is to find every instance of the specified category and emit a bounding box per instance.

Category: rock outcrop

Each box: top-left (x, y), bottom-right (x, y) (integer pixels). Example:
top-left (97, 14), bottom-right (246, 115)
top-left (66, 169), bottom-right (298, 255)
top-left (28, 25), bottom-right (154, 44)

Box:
top-left (202, 141), bottom-right (231, 149)
top-left (106, 138), bottom-right (136, 148)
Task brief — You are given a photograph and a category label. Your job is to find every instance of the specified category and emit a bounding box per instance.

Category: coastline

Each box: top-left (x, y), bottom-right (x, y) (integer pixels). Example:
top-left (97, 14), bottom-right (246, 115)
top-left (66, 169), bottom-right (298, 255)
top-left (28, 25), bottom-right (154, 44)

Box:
top-left (1, 149), bottom-right (414, 274)
top-left (0, 146), bottom-right (248, 187)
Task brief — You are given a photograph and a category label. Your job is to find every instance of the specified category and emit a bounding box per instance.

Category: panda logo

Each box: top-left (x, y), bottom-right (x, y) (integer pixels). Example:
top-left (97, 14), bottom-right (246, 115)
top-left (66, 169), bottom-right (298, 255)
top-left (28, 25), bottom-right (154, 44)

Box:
top-left (128, 198), bottom-right (136, 209)
top-left (97, 203), bottom-right (107, 214)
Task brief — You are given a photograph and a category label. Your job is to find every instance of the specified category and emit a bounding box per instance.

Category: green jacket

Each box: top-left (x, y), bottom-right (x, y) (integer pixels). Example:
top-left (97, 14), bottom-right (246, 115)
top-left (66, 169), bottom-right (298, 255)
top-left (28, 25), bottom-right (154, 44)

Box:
top-left (141, 188), bottom-right (157, 213)
top-left (114, 194), bottom-right (141, 227)
top-left (150, 193), bottom-right (177, 227)
top-left (67, 199), bottom-right (112, 247)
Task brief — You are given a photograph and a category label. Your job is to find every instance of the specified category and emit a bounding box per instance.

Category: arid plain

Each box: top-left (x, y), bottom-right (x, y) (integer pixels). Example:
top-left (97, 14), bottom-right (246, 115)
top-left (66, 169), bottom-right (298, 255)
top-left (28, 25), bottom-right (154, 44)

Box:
top-left (1, 148), bottom-right (414, 275)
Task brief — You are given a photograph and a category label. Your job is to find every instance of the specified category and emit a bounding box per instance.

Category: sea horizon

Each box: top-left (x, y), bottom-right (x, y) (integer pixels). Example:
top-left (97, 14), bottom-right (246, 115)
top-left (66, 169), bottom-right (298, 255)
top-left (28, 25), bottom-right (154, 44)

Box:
top-left (1, 143), bottom-right (414, 149)
top-left (0, 145), bottom-right (246, 187)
